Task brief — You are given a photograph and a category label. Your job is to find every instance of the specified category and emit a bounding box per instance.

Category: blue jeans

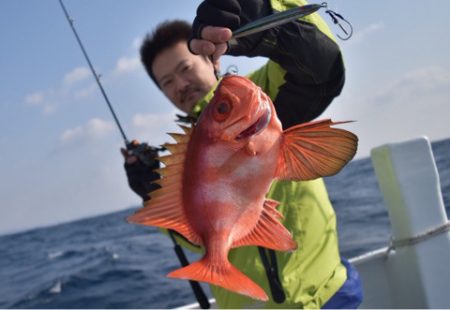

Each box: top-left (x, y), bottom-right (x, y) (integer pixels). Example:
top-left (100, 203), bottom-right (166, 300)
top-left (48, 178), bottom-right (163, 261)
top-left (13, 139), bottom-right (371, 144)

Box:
top-left (322, 259), bottom-right (363, 309)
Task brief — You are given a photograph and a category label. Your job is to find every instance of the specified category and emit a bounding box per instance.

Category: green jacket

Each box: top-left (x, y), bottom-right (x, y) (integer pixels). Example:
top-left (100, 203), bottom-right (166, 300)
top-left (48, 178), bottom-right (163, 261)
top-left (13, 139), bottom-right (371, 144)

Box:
top-left (183, 0), bottom-right (347, 308)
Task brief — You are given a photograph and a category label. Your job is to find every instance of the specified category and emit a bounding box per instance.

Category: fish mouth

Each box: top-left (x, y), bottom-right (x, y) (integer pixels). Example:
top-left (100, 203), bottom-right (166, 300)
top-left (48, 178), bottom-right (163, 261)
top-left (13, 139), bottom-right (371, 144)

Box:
top-left (236, 105), bottom-right (272, 140)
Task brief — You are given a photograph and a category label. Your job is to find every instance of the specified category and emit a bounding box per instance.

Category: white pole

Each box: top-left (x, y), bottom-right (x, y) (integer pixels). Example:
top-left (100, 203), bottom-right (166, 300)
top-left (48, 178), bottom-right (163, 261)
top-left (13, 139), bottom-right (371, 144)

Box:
top-left (371, 136), bottom-right (450, 308)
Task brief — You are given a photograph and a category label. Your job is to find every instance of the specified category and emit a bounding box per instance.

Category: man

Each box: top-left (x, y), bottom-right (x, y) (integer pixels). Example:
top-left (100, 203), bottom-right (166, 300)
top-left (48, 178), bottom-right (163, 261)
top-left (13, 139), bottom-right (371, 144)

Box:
top-left (123, 0), bottom-right (362, 308)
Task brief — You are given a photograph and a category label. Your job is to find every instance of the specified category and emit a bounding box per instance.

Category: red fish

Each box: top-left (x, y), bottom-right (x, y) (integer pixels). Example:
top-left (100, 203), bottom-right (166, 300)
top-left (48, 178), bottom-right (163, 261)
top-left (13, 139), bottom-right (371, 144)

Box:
top-left (128, 75), bottom-right (357, 301)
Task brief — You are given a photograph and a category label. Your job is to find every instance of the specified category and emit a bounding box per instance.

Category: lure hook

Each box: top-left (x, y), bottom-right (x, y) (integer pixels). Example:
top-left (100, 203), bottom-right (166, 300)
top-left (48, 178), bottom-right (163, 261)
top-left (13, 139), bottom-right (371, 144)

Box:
top-left (322, 3), bottom-right (353, 41)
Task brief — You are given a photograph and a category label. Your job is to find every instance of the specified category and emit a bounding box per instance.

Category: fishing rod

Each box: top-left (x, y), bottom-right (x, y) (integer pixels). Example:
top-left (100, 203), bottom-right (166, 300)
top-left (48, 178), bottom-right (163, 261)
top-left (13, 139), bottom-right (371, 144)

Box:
top-left (58, 0), bottom-right (165, 165)
top-left (59, 0), bottom-right (128, 145)
top-left (58, 1), bottom-right (210, 308)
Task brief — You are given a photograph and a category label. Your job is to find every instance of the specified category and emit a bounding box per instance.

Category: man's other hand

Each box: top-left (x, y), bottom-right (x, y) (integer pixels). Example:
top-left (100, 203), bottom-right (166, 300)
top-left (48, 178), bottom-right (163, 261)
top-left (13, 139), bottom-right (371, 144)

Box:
top-left (189, 0), bottom-right (271, 59)
top-left (189, 26), bottom-right (232, 62)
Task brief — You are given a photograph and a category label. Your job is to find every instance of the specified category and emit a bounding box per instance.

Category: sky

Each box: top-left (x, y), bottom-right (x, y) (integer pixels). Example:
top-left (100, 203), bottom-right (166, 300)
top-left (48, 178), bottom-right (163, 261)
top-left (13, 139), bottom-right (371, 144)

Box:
top-left (1, 0), bottom-right (450, 235)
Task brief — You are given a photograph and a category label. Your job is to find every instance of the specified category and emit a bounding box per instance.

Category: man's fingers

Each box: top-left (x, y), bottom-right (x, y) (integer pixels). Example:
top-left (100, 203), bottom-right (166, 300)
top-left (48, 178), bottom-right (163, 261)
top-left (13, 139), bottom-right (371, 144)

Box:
top-left (190, 39), bottom-right (228, 61)
top-left (126, 156), bottom-right (138, 164)
top-left (190, 26), bottom-right (232, 56)
top-left (190, 38), bottom-right (215, 56)
top-left (189, 26), bottom-right (232, 57)
top-left (201, 26), bottom-right (232, 43)
top-left (212, 43), bottom-right (229, 62)
top-left (121, 147), bottom-right (138, 164)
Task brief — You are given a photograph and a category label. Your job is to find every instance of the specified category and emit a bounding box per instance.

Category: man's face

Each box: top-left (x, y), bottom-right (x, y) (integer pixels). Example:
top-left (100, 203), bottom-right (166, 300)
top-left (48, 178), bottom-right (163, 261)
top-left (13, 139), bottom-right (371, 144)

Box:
top-left (152, 41), bottom-right (218, 114)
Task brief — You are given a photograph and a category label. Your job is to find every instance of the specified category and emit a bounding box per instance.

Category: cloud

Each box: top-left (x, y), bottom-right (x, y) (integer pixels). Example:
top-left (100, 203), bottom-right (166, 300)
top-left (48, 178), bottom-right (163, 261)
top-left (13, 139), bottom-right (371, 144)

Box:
top-left (63, 67), bottom-right (91, 87)
top-left (60, 118), bottom-right (114, 144)
top-left (132, 37), bottom-right (142, 50)
top-left (24, 66), bottom-right (92, 115)
top-left (335, 66), bottom-right (450, 158)
top-left (77, 56), bottom-right (141, 98)
top-left (24, 90), bottom-right (57, 115)
top-left (61, 126), bottom-right (83, 142)
top-left (132, 112), bottom-right (175, 130)
top-left (349, 22), bottom-right (385, 44)
top-left (25, 45), bottom-right (142, 116)
top-left (74, 82), bottom-right (97, 99)
top-left (372, 66), bottom-right (450, 108)
top-left (24, 92), bottom-right (44, 105)
top-left (114, 56), bottom-right (140, 75)
top-left (130, 111), bottom-right (181, 146)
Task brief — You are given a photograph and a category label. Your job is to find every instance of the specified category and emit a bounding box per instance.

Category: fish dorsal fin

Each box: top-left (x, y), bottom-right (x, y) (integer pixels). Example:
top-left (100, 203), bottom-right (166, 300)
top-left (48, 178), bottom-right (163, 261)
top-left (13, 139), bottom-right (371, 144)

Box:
top-left (231, 199), bottom-right (297, 251)
top-left (127, 125), bottom-right (201, 245)
top-left (275, 119), bottom-right (358, 180)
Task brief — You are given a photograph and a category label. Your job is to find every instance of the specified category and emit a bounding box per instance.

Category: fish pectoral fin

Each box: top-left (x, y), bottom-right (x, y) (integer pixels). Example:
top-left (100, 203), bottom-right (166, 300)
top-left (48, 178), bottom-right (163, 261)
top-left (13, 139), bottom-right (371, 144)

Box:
top-left (232, 199), bottom-right (297, 251)
top-left (127, 125), bottom-right (202, 245)
top-left (168, 258), bottom-right (268, 301)
top-left (127, 196), bottom-right (201, 245)
top-left (275, 119), bottom-right (358, 180)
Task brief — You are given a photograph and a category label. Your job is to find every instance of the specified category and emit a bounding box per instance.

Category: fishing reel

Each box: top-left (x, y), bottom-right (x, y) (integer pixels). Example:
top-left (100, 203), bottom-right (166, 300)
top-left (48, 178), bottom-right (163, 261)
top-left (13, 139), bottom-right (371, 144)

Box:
top-left (126, 141), bottom-right (165, 167)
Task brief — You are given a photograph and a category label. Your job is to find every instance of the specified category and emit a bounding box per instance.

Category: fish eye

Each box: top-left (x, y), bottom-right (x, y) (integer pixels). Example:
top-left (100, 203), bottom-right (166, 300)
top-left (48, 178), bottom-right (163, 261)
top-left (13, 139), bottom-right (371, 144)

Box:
top-left (217, 101), bottom-right (230, 114)
top-left (213, 101), bottom-right (231, 122)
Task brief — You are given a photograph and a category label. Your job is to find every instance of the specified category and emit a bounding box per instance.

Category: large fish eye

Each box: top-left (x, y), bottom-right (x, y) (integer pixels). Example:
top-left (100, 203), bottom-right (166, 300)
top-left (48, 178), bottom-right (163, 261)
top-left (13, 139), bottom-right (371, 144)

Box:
top-left (213, 101), bottom-right (231, 122)
top-left (217, 101), bottom-right (230, 114)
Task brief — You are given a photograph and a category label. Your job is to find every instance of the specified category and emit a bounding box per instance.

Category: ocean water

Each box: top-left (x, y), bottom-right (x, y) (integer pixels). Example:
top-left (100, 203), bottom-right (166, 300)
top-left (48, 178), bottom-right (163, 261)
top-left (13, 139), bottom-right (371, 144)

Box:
top-left (1, 138), bottom-right (449, 309)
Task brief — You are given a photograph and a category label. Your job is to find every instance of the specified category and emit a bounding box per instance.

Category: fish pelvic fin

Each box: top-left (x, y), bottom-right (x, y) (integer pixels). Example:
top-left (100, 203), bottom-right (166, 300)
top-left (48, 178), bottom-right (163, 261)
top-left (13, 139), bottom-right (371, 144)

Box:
top-left (168, 257), bottom-right (269, 301)
top-left (232, 199), bottom-right (297, 251)
top-left (127, 125), bottom-right (201, 245)
top-left (275, 119), bottom-right (358, 180)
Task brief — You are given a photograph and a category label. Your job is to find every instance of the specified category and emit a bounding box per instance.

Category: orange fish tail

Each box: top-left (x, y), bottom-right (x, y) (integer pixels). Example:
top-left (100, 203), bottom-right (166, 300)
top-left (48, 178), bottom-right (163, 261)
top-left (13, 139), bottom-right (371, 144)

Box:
top-left (167, 258), bottom-right (268, 301)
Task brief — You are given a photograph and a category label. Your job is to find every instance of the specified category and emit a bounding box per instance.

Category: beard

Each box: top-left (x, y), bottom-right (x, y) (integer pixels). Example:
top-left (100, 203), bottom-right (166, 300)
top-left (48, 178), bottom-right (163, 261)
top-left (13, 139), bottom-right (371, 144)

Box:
top-left (179, 85), bottom-right (205, 108)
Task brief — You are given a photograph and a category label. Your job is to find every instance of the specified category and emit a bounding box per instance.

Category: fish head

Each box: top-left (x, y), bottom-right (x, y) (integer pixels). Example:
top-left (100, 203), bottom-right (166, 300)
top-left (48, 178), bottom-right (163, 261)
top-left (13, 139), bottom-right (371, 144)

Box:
top-left (198, 75), bottom-right (280, 144)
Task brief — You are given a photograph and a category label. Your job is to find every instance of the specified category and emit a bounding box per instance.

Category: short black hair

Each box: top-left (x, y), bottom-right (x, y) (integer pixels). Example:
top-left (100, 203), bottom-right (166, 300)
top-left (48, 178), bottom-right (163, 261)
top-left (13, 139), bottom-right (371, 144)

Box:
top-left (140, 20), bottom-right (192, 87)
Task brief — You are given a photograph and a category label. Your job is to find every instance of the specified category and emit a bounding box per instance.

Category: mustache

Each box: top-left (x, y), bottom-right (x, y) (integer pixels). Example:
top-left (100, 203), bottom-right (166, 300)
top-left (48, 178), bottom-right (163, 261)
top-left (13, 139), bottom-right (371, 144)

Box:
top-left (179, 86), bottom-right (201, 103)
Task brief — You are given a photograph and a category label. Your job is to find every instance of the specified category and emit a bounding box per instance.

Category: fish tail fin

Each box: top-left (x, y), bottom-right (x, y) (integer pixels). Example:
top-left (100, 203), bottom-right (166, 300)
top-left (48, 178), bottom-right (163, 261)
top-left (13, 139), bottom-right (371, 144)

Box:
top-left (168, 258), bottom-right (268, 301)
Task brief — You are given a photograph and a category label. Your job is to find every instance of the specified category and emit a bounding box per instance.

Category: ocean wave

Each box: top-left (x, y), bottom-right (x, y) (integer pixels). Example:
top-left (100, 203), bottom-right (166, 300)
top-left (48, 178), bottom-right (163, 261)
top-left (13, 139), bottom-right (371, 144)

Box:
top-left (1, 138), bottom-right (449, 308)
top-left (49, 281), bottom-right (62, 294)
